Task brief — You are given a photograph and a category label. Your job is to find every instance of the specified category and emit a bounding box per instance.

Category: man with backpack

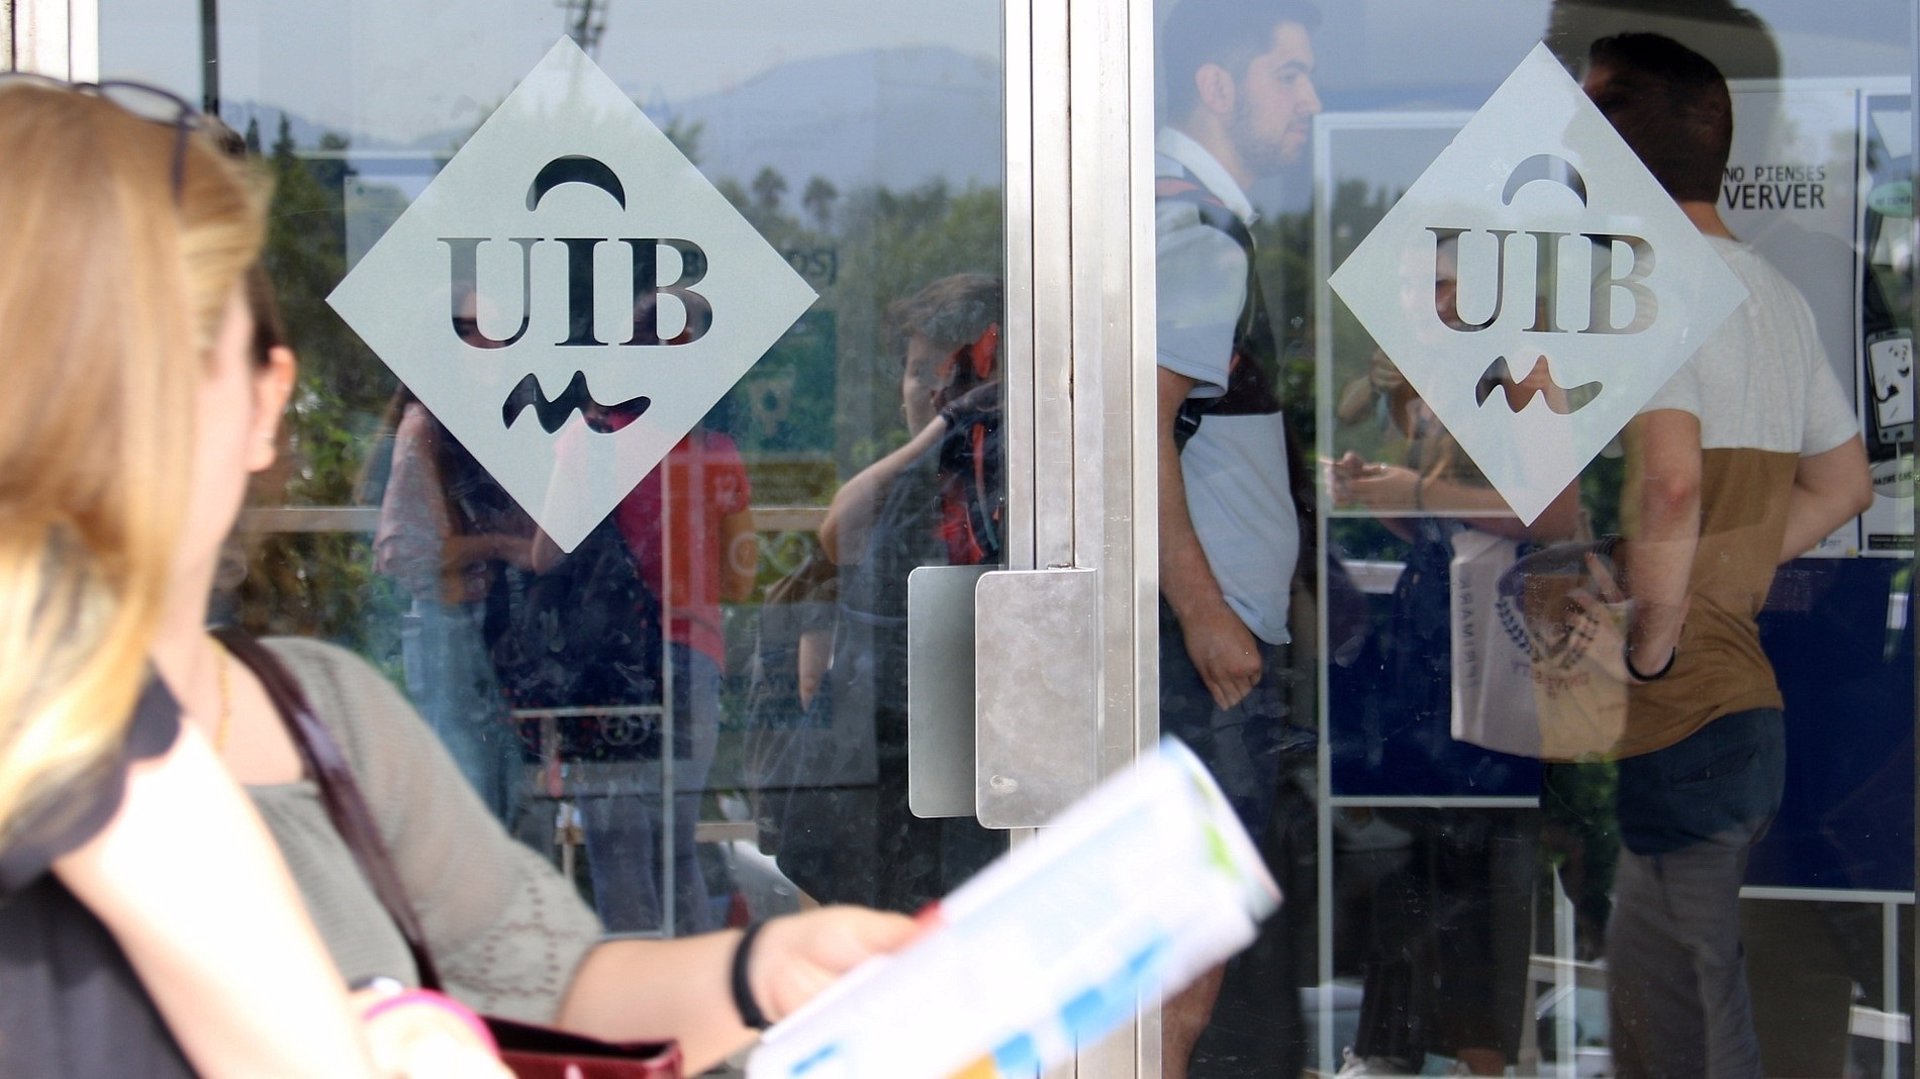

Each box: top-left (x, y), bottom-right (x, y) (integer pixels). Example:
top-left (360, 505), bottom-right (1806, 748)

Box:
top-left (1155, 2), bottom-right (1322, 1074)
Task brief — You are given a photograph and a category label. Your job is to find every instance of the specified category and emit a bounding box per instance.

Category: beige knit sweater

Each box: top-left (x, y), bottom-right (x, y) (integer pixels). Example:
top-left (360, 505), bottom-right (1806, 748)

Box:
top-left (249, 638), bottom-right (603, 1022)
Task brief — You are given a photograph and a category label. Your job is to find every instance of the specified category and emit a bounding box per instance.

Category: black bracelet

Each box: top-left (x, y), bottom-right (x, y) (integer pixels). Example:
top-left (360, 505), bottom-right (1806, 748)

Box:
top-left (730, 921), bottom-right (773, 1030)
top-left (1623, 644), bottom-right (1676, 682)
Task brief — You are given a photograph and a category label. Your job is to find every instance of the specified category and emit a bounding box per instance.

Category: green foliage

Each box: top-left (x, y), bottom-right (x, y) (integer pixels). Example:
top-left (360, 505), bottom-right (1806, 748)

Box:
top-left (1579, 446), bottom-right (1626, 537)
top-left (1251, 205), bottom-right (1322, 458)
top-left (824, 180), bottom-right (1003, 475)
top-left (236, 118), bottom-right (403, 663)
top-left (801, 175), bottom-right (839, 230)
top-left (1312, 177), bottom-right (1406, 468)
top-left (235, 532), bottom-right (404, 664)
top-left (716, 167), bottom-right (1003, 481)
top-left (262, 127), bottom-right (395, 504)
top-left (750, 166), bottom-right (788, 215)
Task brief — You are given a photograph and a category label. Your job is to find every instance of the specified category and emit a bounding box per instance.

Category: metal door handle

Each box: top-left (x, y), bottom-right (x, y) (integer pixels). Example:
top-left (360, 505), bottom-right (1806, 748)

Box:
top-left (907, 566), bottom-right (1101, 828)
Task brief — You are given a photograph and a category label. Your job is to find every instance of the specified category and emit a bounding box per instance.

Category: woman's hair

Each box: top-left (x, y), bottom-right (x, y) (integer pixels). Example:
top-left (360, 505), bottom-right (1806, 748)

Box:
top-left (0, 84), bottom-right (268, 842)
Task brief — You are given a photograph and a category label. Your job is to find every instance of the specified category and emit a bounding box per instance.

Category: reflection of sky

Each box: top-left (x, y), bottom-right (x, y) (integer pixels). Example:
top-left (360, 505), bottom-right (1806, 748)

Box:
top-left (100, 0), bottom-right (1000, 145)
top-left (106, 0), bottom-right (1912, 152)
top-left (1160, 0), bottom-right (1914, 218)
top-left (98, 0), bottom-right (1910, 221)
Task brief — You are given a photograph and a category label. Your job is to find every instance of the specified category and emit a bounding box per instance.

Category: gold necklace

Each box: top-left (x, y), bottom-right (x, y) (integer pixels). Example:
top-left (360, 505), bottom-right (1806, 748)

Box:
top-left (208, 636), bottom-right (233, 753)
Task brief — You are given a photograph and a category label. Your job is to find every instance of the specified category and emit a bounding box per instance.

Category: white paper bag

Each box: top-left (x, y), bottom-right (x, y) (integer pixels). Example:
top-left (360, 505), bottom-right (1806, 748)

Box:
top-left (1451, 531), bottom-right (1630, 761)
top-left (1449, 529), bottom-right (1543, 758)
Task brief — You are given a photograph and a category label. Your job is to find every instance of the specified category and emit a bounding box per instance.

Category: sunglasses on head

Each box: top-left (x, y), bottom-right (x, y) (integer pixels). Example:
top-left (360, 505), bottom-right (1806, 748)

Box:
top-left (0, 73), bottom-right (236, 201)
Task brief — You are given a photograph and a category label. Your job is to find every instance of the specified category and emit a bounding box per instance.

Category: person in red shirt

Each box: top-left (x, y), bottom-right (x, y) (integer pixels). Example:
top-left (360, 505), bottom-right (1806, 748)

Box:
top-left (581, 417), bottom-right (757, 934)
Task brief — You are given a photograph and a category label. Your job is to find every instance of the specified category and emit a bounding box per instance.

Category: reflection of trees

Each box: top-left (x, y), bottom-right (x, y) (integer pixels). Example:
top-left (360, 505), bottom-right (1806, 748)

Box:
top-left (1290, 177), bottom-right (1402, 464)
top-left (236, 116), bottom-right (404, 658)
top-left (802, 175), bottom-right (839, 230)
top-left (828, 180), bottom-right (1002, 471)
top-left (719, 167), bottom-right (1002, 505)
top-left (752, 166), bottom-right (789, 214)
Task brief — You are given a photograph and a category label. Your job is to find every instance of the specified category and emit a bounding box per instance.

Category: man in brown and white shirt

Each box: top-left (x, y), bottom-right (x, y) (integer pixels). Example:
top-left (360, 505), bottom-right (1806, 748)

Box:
top-left (1584, 32), bottom-right (1872, 1078)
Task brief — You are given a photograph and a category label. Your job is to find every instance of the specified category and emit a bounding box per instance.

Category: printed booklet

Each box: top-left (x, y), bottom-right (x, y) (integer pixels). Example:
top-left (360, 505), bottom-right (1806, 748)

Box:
top-left (747, 738), bottom-right (1281, 1079)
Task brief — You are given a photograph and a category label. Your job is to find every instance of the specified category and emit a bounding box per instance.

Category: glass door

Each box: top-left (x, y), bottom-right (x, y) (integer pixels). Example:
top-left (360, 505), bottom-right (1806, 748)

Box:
top-left (83, 0), bottom-right (1035, 946)
top-left (39, 0), bottom-right (1913, 1076)
top-left (1140, 2), bottom-right (1919, 1078)
top-left (31, 0), bottom-right (1162, 1071)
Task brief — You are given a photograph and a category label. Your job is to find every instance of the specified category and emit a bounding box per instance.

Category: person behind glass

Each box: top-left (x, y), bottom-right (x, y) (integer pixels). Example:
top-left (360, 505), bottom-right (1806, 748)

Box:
top-left (796, 272), bottom-right (1005, 912)
top-left (1327, 241), bottom-right (1582, 1076)
top-left (545, 413), bottom-right (758, 934)
top-left (0, 78), bottom-right (510, 1076)
top-left (1155, 1), bottom-right (1321, 1074)
top-left (374, 369), bottom-right (534, 824)
top-left (1575, 33), bottom-right (1872, 1078)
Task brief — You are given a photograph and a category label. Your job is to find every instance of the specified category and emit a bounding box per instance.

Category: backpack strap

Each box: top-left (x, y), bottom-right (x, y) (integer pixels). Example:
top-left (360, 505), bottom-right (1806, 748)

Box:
top-left (1155, 169), bottom-right (1264, 452)
top-left (1153, 164), bottom-right (1318, 589)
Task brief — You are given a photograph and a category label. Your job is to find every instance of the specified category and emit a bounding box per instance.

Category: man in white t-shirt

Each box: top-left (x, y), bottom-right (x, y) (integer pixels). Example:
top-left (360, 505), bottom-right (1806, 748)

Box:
top-left (1583, 33), bottom-right (1872, 1077)
top-left (1155, 2), bottom-right (1321, 1075)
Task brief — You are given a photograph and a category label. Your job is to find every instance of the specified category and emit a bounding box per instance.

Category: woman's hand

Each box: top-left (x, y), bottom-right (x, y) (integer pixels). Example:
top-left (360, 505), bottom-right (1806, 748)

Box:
top-left (351, 985), bottom-right (511, 1079)
top-left (746, 907), bottom-right (921, 1025)
top-left (1347, 462), bottom-right (1422, 511)
top-left (1367, 350), bottom-right (1407, 397)
top-left (1331, 452), bottom-right (1421, 512)
top-left (1326, 451), bottom-right (1368, 505)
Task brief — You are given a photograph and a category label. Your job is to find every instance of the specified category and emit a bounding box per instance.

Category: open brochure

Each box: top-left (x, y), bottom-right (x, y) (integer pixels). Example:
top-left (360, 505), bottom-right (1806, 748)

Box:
top-left (747, 739), bottom-right (1281, 1079)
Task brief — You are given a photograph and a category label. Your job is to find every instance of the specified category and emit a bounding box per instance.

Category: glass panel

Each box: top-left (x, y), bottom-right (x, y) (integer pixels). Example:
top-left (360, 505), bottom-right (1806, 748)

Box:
top-left (103, 0), bottom-right (1007, 949)
top-left (1150, 1), bottom-right (1915, 1076)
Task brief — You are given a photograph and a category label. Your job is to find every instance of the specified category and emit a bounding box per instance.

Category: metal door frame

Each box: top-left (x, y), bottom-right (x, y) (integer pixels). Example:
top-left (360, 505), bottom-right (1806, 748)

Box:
top-left (10, 0), bottom-right (96, 79)
top-left (1019, 0), bottom-right (1161, 1072)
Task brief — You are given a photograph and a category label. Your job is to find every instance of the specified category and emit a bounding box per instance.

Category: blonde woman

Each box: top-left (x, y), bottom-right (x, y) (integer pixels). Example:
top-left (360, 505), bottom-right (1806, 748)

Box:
top-left (0, 78), bottom-right (525, 1076)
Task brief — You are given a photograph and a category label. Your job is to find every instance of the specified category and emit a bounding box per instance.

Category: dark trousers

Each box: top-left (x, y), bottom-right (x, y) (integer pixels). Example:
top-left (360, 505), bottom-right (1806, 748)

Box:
top-left (1351, 809), bottom-right (1539, 1066)
top-left (1159, 601), bottom-right (1298, 835)
top-left (1162, 600), bottom-right (1313, 1077)
top-left (1608, 708), bottom-right (1785, 1079)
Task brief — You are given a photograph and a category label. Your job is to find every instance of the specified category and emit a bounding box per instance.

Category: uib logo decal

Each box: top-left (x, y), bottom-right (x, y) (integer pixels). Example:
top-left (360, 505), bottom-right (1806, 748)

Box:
top-left (1329, 44), bottom-right (1748, 523)
top-left (329, 38), bottom-right (816, 551)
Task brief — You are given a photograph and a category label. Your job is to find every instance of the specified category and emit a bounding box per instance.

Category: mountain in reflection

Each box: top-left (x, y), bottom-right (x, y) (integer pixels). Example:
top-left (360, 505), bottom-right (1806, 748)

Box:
top-left (644, 45), bottom-right (1001, 197)
top-left (218, 44), bottom-right (999, 203)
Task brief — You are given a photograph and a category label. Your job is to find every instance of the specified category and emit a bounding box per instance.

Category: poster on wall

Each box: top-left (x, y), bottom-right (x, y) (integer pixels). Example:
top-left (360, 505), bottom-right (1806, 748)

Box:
top-left (1856, 94), bottom-right (1915, 552)
top-left (1720, 84), bottom-right (1884, 556)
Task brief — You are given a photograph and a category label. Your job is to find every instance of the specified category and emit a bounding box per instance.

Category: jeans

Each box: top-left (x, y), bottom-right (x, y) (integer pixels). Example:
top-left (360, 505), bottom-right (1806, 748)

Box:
top-left (400, 599), bottom-right (517, 823)
top-left (1608, 708), bottom-right (1786, 1079)
top-left (577, 645), bottom-right (722, 935)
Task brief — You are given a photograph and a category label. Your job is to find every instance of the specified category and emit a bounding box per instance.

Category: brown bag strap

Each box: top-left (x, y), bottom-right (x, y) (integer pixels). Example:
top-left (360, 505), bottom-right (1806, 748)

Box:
top-left (212, 627), bottom-right (445, 990)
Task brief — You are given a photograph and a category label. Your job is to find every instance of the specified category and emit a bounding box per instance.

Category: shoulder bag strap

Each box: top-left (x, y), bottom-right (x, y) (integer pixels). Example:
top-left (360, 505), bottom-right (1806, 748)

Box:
top-left (211, 626), bottom-right (445, 990)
